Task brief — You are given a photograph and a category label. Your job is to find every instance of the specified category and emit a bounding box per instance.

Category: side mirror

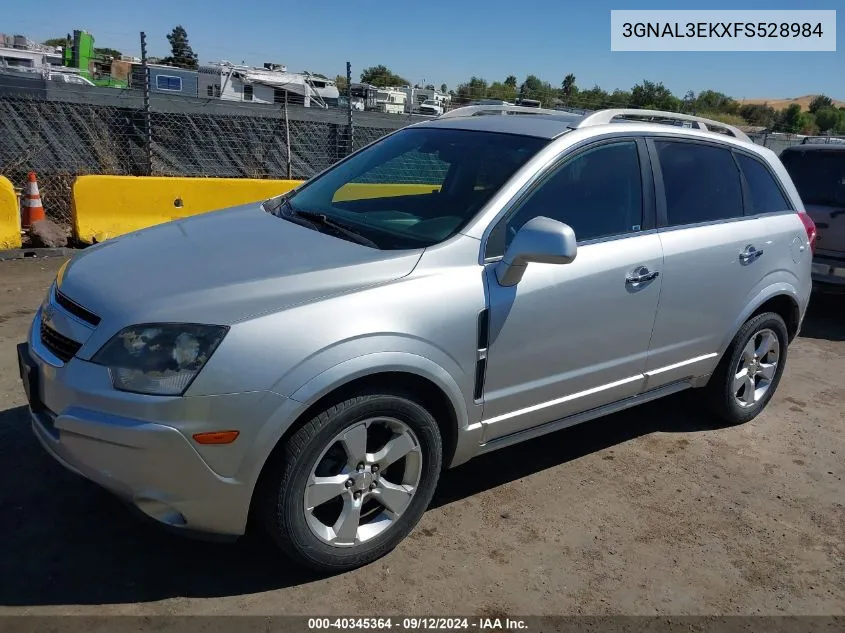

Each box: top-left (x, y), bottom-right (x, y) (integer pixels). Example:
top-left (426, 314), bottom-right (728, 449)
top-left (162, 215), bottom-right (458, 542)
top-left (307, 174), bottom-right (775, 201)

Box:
top-left (495, 216), bottom-right (577, 287)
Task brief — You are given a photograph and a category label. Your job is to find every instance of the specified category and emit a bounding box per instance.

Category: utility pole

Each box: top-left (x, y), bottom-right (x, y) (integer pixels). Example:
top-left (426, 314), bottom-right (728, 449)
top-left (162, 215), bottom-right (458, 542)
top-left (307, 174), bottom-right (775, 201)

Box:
top-left (284, 90), bottom-right (291, 179)
top-left (140, 31), bottom-right (152, 175)
top-left (346, 61), bottom-right (353, 155)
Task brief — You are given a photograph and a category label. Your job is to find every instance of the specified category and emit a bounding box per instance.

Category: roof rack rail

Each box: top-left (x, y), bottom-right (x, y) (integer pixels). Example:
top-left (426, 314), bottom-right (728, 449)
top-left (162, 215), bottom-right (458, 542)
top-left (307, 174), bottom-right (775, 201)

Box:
top-left (801, 135), bottom-right (845, 145)
top-left (438, 104), bottom-right (568, 119)
top-left (573, 108), bottom-right (751, 142)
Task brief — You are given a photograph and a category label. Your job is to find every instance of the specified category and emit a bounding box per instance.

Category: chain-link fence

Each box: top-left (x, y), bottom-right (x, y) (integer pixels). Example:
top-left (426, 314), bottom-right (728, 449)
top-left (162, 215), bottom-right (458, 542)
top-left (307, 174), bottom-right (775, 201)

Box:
top-left (0, 72), bottom-right (435, 225)
top-left (0, 69), bottom-right (833, 228)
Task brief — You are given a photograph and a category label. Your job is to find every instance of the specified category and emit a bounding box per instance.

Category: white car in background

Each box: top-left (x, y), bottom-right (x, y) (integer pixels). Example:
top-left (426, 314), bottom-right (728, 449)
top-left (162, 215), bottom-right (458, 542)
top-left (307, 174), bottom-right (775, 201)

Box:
top-left (418, 99), bottom-right (443, 116)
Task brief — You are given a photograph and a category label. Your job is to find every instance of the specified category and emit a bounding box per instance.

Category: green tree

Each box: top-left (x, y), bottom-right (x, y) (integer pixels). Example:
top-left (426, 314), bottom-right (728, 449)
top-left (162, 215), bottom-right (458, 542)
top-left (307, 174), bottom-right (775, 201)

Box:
top-left (815, 108), bottom-right (843, 133)
top-left (694, 89), bottom-right (739, 114)
top-left (335, 74), bottom-right (348, 93)
top-left (455, 76), bottom-right (489, 102)
top-left (799, 112), bottom-right (819, 135)
top-left (607, 89), bottom-right (631, 108)
top-left (504, 75), bottom-right (517, 89)
top-left (95, 47), bottom-right (122, 59)
top-left (519, 74), bottom-right (543, 97)
top-left (360, 65), bottom-right (408, 87)
top-left (571, 85), bottom-right (610, 109)
top-left (682, 90), bottom-right (696, 113)
top-left (808, 94), bottom-right (834, 114)
top-left (698, 112), bottom-right (747, 127)
top-left (739, 103), bottom-right (777, 128)
top-left (519, 74), bottom-right (556, 106)
top-left (161, 25), bottom-right (198, 69)
top-left (630, 80), bottom-right (680, 111)
top-left (487, 81), bottom-right (517, 102)
top-left (777, 103), bottom-right (804, 133)
top-left (561, 73), bottom-right (576, 98)
top-left (43, 37), bottom-right (69, 48)
top-left (440, 83), bottom-right (447, 93)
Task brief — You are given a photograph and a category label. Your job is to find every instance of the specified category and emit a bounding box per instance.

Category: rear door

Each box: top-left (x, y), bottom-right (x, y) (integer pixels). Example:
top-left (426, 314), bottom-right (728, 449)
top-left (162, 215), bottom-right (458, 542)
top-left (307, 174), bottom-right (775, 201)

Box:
top-left (643, 137), bottom-right (787, 391)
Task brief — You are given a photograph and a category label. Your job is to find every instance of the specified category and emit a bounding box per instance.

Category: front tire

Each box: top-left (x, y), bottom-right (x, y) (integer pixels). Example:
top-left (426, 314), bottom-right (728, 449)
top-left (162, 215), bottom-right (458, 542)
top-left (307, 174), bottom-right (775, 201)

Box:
top-left (705, 312), bottom-right (789, 425)
top-left (262, 392), bottom-right (442, 573)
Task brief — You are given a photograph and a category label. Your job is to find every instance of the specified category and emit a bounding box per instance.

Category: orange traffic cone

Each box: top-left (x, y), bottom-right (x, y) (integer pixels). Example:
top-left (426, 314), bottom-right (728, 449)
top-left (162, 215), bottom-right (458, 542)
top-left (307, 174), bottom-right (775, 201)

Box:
top-left (22, 172), bottom-right (45, 228)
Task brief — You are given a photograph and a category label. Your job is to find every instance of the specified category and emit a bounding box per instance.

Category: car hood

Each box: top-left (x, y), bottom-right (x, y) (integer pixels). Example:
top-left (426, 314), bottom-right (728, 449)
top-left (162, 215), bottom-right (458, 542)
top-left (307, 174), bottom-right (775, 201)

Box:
top-left (57, 203), bottom-right (424, 326)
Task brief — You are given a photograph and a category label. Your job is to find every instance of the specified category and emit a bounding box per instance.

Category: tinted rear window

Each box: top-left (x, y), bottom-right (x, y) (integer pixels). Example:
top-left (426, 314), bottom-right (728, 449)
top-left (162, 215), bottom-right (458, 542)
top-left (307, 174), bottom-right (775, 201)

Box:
top-left (736, 154), bottom-right (792, 214)
top-left (781, 150), bottom-right (845, 206)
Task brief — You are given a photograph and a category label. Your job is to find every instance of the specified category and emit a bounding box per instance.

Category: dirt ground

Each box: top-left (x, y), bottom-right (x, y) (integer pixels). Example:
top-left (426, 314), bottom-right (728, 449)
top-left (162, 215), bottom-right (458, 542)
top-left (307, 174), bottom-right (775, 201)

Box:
top-left (0, 256), bottom-right (842, 616)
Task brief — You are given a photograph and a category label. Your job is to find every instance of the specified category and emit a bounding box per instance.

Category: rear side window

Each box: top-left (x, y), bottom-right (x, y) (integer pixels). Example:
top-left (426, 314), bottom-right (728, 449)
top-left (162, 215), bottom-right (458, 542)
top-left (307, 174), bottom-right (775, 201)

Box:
top-left (736, 153), bottom-right (792, 214)
top-left (655, 141), bottom-right (743, 226)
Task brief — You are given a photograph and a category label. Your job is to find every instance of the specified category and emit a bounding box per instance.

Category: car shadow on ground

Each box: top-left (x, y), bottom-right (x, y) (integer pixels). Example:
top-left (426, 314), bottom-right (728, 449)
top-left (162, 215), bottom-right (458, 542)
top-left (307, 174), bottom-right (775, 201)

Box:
top-left (0, 296), bottom-right (840, 607)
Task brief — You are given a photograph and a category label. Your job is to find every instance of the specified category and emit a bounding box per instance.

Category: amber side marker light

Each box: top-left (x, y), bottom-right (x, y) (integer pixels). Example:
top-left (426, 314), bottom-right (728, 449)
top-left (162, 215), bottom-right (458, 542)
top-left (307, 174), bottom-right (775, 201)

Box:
top-left (193, 430), bottom-right (240, 445)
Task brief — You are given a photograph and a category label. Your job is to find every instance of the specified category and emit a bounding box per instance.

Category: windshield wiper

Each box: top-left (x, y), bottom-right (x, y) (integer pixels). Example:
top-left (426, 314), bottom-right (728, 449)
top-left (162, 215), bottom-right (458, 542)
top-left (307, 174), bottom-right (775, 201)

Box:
top-left (290, 209), bottom-right (380, 249)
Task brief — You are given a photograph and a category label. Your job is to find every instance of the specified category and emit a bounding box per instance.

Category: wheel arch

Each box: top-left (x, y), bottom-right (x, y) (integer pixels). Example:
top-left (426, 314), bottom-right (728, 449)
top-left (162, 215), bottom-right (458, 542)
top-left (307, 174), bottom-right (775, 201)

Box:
top-left (246, 356), bottom-right (469, 529)
top-left (719, 286), bottom-right (802, 361)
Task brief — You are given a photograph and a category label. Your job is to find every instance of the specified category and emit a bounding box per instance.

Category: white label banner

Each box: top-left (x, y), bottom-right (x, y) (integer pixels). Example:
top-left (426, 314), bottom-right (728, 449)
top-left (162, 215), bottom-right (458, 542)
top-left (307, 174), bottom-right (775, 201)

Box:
top-left (611, 10), bottom-right (836, 52)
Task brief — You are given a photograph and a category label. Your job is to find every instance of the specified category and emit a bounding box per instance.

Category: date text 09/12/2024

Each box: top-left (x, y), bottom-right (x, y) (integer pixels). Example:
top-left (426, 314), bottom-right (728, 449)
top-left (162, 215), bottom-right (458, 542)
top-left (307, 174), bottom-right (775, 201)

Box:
top-left (307, 618), bottom-right (529, 631)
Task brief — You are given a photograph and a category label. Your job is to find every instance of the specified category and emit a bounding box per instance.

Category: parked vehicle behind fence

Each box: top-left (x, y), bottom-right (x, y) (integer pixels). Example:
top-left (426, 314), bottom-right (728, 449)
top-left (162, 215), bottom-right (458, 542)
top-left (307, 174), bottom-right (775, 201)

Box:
top-left (780, 142), bottom-right (845, 293)
top-left (18, 105), bottom-right (814, 573)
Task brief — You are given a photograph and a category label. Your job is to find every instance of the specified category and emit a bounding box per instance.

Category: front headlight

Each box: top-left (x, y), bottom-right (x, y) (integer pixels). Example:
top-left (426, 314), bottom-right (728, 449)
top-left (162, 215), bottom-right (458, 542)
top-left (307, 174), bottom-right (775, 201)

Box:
top-left (92, 324), bottom-right (229, 396)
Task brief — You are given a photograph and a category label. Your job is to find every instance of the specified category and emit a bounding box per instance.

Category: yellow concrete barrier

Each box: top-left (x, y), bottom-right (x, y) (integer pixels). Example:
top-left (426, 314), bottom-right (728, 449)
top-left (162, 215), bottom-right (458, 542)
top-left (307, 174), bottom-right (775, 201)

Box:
top-left (0, 176), bottom-right (22, 250)
top-left (71, 176), bottom-right (445, 244)
top-left (72, 176), bottom-right (304, 244)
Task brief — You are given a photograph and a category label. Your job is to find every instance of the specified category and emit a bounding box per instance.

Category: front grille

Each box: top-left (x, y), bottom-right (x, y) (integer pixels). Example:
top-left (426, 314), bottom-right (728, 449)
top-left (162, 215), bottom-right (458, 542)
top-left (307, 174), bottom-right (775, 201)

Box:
top-left (40, 321), bottom-right (82, 362)
top-left (55, 290), bottom-right (101, 326)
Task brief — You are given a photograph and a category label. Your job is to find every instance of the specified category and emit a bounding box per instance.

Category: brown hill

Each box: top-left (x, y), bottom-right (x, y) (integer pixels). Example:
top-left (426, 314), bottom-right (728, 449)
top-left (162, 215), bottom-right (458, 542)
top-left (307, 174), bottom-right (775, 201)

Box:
top-left (736, 95), bottom-right (845, 112)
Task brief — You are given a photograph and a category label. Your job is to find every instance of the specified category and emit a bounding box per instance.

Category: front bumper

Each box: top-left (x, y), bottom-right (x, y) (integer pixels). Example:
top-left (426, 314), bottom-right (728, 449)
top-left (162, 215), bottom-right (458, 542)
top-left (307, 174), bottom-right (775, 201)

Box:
top-left (18, 315), bottom-right (288, 537)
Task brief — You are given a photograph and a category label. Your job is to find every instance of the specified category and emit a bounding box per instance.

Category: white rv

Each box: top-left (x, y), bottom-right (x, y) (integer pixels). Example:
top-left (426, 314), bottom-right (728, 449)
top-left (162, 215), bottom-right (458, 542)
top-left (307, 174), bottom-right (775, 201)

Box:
top-left (375, 88), bottom-right (407, 114)
top-left (398, 86), bottom-right (451, 114)
top-left (198, 62), bottom-right (340, 108)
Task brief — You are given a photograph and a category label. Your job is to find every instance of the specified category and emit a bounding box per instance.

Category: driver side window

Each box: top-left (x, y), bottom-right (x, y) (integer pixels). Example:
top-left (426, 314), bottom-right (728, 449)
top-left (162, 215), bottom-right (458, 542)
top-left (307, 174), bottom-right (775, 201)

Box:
top-left (486, 140), bottom-right (644, 258)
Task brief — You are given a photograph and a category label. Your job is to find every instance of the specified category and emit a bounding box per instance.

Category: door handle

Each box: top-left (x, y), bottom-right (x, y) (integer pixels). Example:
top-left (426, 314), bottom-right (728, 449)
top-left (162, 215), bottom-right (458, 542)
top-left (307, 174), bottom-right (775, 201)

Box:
top-left (626, 267), bottom-right (660, 285)
top-left (739, 245), bottom-right (764, 263)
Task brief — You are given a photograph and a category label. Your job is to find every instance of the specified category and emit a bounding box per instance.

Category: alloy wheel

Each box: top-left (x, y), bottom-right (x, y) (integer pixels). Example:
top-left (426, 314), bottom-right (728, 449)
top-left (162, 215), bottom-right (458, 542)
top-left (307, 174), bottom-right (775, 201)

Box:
top-left (732, 328), bottom-right (780, 408)
top-left (304, 417), bottom-right (423, 547)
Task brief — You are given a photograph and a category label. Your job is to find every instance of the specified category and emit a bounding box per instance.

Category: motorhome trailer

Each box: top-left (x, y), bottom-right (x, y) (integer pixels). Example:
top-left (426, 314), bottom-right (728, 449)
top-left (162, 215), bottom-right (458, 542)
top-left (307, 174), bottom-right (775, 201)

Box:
top-left (197, 62), bottom-right (339, 107)
top-left (375, 88), bottom-right (407, 114)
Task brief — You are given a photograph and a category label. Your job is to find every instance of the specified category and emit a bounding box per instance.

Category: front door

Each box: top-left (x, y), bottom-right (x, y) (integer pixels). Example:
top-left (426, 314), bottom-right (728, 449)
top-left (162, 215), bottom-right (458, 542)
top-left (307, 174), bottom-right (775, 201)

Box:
top-left (479, 138), bottom-right (663, 443)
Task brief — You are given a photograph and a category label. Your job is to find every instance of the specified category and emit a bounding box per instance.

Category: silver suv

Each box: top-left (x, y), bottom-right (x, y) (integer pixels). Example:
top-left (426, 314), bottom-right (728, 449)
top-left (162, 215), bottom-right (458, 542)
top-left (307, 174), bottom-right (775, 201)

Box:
top-left (18, 106), bottom-right (815, 572)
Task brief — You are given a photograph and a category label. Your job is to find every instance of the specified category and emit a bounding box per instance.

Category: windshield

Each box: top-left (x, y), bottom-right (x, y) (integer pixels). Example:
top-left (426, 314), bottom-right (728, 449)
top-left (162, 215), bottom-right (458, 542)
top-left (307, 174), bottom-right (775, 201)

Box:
top-left (274, 127), bottom-right (548, 249)
top-left (781, 150), bottom-right (845, 207)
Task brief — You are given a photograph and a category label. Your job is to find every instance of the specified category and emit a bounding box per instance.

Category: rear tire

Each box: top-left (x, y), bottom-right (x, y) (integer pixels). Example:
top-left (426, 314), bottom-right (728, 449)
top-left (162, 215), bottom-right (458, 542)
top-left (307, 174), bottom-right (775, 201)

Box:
top-left (704, 312), bottom-right (789, 425)
top-left (261, 392), bottom-right (442, 573)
